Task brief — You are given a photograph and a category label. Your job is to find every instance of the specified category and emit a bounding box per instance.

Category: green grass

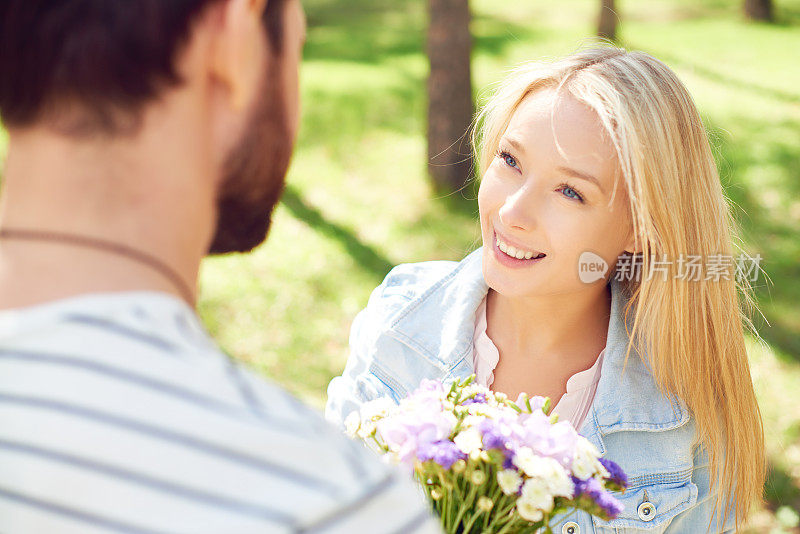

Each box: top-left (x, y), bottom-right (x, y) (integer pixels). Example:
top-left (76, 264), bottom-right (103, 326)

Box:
top-left (1, 0), bottom-right (799, 530)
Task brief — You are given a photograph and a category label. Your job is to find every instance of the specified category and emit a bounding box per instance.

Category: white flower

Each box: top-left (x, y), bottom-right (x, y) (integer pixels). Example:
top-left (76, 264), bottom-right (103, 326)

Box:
top-left (471, 470), bottom-right (487, 485)
top-left (576, 436), bottom-right (600, 456)
top-left (468, 403), bottom-right (510, 419)
top-left (461, 415), bottom-right (484, 429)
top-left (545, 463), bottom-right (574, 498)
top-left (497, 469), bottom-right (522, 495)
top-left (512, 447), bottom-right (543, 477)
top-left (343, 411), bottom-right (361, 438)
top-left (516, 499), bottom-right (544, 522)
top-left (466, 403), bottom-right (492, 417)
top-left (360, 397), bottom-right (395, 421)
top-left (571, 438), bottom-right (603, 480)
top-left (461, 384), bottom-right (488, 398)
top-left (477, 496), bottom-right (494, 512)
top-left (526, 456), bottom-right (574, 498)
top-left (512, 449), bottom-right (574, 500)
top-left (520, 477), bottom-right (554, 513)
top-left (356, 420), bottom-right (376, 439)
top-left (454, 427), bottom-right (483, 454)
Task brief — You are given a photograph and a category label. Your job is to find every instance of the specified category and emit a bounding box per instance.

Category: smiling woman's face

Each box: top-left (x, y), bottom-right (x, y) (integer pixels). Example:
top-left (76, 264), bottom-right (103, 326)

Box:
top-left (478, 87), bottom-right (634, 298)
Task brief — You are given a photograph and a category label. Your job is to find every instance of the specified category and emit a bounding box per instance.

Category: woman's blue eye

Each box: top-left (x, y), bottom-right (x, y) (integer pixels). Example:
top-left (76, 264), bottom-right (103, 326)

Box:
top-left (499, 151), bottom-right (518, 169)
top-left (559, 185), bottom-right (584, 202)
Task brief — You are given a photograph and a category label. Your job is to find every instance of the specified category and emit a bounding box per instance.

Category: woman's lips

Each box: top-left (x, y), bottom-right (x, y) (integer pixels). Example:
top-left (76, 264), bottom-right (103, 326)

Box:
top-left (492, 231), bottom-right (547, 268)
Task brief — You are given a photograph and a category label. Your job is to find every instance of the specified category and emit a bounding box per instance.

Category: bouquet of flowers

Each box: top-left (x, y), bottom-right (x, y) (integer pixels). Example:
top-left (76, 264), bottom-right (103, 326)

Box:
top-left (344, 376), bottom-right (628, 534)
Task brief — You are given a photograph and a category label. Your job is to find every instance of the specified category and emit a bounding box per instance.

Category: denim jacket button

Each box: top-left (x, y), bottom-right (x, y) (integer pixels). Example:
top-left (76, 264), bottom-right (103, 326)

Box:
top-left (562, 521), bottom-right (580, 534)
top-left (637, 501), bottom-right (657, 521)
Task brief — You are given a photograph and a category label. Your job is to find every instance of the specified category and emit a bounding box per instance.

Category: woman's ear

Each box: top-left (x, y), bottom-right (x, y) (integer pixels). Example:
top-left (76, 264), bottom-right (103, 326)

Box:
top-left (623, 231), bottom-right (642, 255)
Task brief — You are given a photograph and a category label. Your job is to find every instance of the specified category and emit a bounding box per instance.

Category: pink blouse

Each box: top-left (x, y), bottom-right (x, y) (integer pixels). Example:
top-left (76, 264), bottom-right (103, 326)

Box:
top-left (472, 296), bottom-right (604, 432)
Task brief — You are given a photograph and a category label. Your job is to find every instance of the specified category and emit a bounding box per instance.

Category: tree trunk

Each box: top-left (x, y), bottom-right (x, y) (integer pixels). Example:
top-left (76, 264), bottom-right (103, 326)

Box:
top-left (744, 0), bottom-right (774, 21)
top-left (427, 0), bottom-right (473, 193)
top-left (597, 0), bottom-right (618, 41)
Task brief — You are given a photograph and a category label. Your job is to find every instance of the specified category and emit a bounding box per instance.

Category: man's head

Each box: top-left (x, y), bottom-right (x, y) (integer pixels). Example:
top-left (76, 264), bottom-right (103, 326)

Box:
top-left (0, 0), bottom-right (306, 254)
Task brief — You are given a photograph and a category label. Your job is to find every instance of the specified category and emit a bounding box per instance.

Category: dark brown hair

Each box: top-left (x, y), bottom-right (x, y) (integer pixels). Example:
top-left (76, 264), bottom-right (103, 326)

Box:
top-left (0, 0), bottom-right (287, 135)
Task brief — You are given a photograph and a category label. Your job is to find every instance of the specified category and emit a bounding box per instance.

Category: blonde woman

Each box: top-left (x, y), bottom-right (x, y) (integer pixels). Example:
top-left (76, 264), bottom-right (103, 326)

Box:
top-left (326, 47), bottom-right (765, 533)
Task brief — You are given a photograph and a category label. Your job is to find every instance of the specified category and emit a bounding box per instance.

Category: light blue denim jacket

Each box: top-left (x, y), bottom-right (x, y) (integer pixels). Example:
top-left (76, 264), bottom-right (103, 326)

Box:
top-left (326, 248), bottom-right (735, 533)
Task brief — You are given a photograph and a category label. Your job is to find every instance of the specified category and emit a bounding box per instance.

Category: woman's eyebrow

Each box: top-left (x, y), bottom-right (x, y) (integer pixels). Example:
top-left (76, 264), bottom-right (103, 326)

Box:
top-left (500, 137), bottom-right (527, 155)
top-left (557, 166), bottom-right (605, 194)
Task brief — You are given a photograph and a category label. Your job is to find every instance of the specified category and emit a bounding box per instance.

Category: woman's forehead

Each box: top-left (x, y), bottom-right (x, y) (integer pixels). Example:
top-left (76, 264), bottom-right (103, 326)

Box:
top-left (503, 88), bottom-right (620, 188)
top-left (506, 89), bottom-right (608, 147)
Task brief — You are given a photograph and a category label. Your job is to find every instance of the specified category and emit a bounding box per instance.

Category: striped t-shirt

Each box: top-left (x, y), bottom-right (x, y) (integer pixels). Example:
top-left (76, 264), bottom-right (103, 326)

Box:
top-left (0, 291), bottom-right (440, 534)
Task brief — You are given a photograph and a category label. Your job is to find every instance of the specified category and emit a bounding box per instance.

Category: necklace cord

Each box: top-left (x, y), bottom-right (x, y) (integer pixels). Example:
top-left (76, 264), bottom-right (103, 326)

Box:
top-left (0, 228), bottom-right (195, 304)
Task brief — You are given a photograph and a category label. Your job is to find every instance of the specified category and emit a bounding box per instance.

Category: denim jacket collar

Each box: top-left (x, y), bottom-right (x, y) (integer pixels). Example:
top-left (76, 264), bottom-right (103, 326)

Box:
top-left (387, 248), bottom-right (690, 450)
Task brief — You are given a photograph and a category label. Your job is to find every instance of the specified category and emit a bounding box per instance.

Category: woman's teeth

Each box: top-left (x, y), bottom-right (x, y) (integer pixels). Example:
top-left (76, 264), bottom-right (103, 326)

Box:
top-left (496, 237), bottom-right (545, 260)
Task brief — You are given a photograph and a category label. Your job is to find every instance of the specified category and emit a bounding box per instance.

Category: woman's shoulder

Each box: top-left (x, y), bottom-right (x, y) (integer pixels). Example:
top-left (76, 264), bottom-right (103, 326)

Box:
top-left (376, 259), bottom-right (461, 299)
top-left (347, 251), bottom-right (486, 387)
top-left (326, 257), bottom-right (476, 424)
top-left (362, 258), bottom-right (464, 322)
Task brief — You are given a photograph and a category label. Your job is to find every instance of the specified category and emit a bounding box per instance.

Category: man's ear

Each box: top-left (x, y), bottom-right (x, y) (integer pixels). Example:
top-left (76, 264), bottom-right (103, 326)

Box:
top-left (210, 0), bottom-right (269, 112)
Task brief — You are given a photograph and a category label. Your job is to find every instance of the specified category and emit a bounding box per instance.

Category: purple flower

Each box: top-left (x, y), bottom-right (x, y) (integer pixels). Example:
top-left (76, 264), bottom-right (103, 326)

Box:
top-left (513, 412), bottom-right (578, 468)
top-left (572, 476), bottom-right (624, 520)
top-left (502, 455), bottom-right (515, 470)
top-left (417, 379), bottom-right (445, 395)
top-left (376, 408), bottom-right (456, 468)
top-left (461, 393), bottom-right (486, 406)
top-left (483, 432), bottom-right (506, 450)
top-left (599, 458), bottom-right (628, 490)
top-left (477, 419), bottom-right (507, 450)
top-left (409, 379), bottom-right (447, 407)
top-left (596, 490), bottom-right (624, 518)
top-left (462, 393), bottom-right (487, 405)
top-left (572, 476), bottom-right (604, 499)
top-left (418, 440), bottom-right (467, 469)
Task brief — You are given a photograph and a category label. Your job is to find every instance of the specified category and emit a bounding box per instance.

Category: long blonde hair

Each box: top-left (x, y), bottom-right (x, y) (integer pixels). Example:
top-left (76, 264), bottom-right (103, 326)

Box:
top-left (473, 46), bottom-right (766, 532)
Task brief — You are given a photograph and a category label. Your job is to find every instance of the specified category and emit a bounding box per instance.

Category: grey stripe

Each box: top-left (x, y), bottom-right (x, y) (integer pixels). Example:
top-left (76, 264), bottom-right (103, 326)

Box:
top-left (340, 435), bottom-right (370, 481)
top-left (388, 508), bottom-right (434, 534)
top-left (296, 472), bottom-right (397, 533)
top-left (173, 312), bottom-right (213, 350)
top-left (62, 314), bottom-right (179, 353)
top-left (0, 393), bottom-right (343, 497)
top-left (0, 439), bottom-right (295, 525)
top-left (0, 350), bottom-right (315, 437)
top-left (0, 349), bottom-right (370, 485)
top-left (276, 386), bottom-right (330, 434)
top-left (223, 354), bottom-right (267, 416)
top-left (0, 487), bottom-right (171, 534)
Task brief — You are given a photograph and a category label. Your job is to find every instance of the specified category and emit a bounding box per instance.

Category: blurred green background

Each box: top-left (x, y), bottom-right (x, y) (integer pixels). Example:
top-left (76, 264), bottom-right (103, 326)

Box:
top-left (1, 0), bottom-right (799, 531)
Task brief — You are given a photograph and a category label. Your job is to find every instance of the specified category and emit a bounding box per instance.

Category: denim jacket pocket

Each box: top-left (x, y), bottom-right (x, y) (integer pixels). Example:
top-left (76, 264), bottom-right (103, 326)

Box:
top-left (367, 360), bottom-right (409, 401)
top-left (592, 477), bottom-right (698, 533)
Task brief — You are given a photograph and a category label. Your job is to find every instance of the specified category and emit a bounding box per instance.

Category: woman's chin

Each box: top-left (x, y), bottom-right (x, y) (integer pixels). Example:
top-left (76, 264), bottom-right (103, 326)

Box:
top-left (483, 270), bottom-right (545, 299)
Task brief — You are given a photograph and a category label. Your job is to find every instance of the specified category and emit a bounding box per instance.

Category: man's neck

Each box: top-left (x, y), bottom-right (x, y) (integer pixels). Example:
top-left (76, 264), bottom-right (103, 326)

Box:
top-left (0, 120), bottom-right (216, 310)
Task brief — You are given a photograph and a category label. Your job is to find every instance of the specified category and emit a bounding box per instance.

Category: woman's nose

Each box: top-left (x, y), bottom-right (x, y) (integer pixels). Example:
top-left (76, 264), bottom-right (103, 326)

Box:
top-left (498, 186), bottom-right (538, 232)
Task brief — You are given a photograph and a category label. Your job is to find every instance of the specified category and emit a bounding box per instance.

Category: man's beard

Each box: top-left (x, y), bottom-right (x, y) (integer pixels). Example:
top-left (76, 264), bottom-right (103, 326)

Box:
top-left (207, 58), bottom-right (294, 255)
